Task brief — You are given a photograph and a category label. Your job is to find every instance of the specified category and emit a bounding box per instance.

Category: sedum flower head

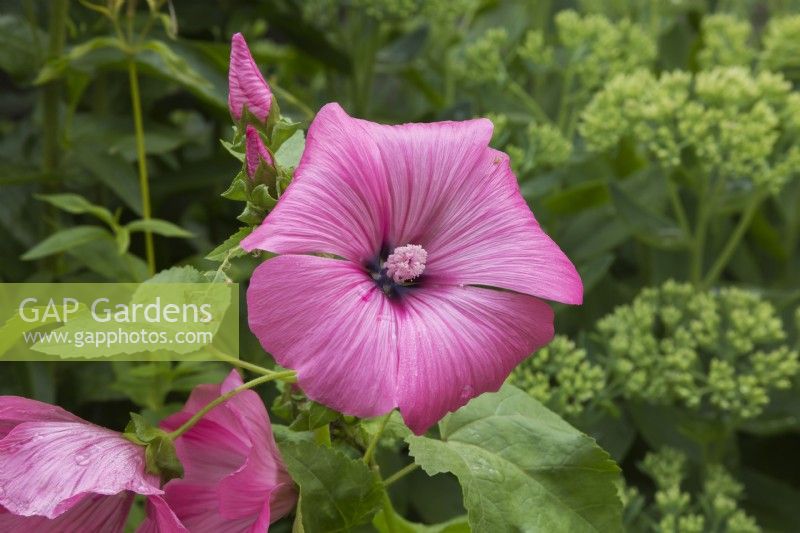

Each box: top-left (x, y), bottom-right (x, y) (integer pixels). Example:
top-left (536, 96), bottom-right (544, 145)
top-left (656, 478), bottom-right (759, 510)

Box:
top-left (760, 15), bottom-right (800, 73)
top-left (510, 335), bottom-right (605, 417)
top-left (517, 30), bottom-right (553, 68)
top-left (597, 281), bottom-right (799, 420)
top-left (555, 10), bottom-right (656, 90)
top-left (527, 122), bottom-right (572, 169)
top-left (699, 14), bottom-right (754, 69)
top-left (634, 448), bottom-right (762, 533)
top-left (454, 27), bottom-right (509, 85)
top-left (582, 67), bottom-right (799, 193)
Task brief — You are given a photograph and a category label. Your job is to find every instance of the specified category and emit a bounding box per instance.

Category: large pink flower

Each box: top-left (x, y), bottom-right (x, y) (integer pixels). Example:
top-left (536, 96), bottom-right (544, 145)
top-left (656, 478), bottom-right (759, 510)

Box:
top-left (154, 370), bottom-right (296, 532)
top-left (242, 103), bottom-right (583, 434)
top-left (0, 396), bottom-right (162, 531)
top-left (228, 33), bottom-right (273, 122)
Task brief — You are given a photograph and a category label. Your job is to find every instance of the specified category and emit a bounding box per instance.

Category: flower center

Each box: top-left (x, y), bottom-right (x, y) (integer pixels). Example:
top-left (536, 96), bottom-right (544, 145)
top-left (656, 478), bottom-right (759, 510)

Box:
top-left (385, 244), bottom-right (427, 283)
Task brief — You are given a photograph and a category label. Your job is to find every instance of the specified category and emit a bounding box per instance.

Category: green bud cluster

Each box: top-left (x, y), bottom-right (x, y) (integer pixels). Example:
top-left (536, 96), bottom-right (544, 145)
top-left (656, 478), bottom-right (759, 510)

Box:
top-left (581, 66), bottom-right (800, 193)
top-left (633, 448), bottom-right (761, 533)
top-left (510, 335), bottom-right (606, 417)
top-left (760, 15), bottom-right (800, 73)
top-left (517, 30), bottom-right (553, 68)
top-left (699, 14), bottom-right (754, 69)
top-left (526, 122), bottom-right (572, 169)
top-left (454, 27), bottom-right (509, 85)
top-left (352, 0), bottom-right (421, 21)
top-left (554, 10), bottom-right (656, 90)
top-left (597, 281), bottom-right (799, 420)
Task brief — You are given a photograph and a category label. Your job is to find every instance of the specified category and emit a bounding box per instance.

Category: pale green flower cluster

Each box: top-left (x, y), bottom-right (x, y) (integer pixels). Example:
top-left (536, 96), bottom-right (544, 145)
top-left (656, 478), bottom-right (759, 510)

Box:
top-left (454, 27), bottom-right (509, 85)
top-left (630, 448), bottom-right (761, 533)
top-left (510, 335), bottom-right (606, 417)
top-left (597, 281), bottom-right (799, 420)
top-left (554, 10), bottom-right (656, 90)
top-left (699, 14), bottom-right (754, 68)
top-left (581, 67), bottom-right (799, 193)
top-left (527, 122), bottom-right (572, 169)
top-left (516, 30), bottom-right (553, 68)
top-left (352, 0), bottom-right (421, 20)
top-left (760, 15), bottom-right (800, 73)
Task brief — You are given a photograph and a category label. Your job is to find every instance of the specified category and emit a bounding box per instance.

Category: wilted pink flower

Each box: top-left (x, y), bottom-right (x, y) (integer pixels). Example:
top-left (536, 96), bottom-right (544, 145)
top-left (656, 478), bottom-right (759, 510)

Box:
top-left (154, 370), bottom-right (296, 531)
top-left (246, 125), bottom-right (273, 179)
top-left (228, 32), bottom-right (273, 122)
top-left (242, 103), bottom-right (583, 434)
top-left (0, 396), bottom-right (162, 530)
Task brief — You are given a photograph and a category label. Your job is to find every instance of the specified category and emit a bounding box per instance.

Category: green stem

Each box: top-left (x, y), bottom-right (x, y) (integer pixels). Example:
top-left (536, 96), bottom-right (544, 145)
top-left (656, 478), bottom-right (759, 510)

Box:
top-left (702, 194), bottom-right (764, 287)
top-left (557, 66), bottom-right (575, 132)
top-left (667, 177), bottom-right (691, 237)
top-left (42, 0), bottom-right (68, 175)
top-left (127, 59), bottom-right (156, 276)
top-left (168, 371), bottom-right (295, 440)
top-left (383, 463), bottom-right (420, 487)
top-left (380, 485), bottom-right (400, 533)
top-left (208, 346), bottom-right (293, 379)
top-left (363, 411), bottom-right (392, 464)
top-left (507, 80), bottom-right (549, 124)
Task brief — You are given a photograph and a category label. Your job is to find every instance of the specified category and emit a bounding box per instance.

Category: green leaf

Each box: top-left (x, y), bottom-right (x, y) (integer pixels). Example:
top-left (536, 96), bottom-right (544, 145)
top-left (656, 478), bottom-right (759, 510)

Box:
top-left (126, 219), bottom-right (192, 238)
top-left (221, 172), bottom-right (248, 201)
top-left (289, 402), bottom-right (340, 432)
top-left (138, 40), bottom-right (213, 93)
top-left (544, 179), bottom-right (610, 215)
top-left (115, 227), bottom-right (131, 255)
top-left (275, 130), bottom-right (305, 169)
top-left (205, 227), bottom-right (253, 261)
top-left (36, 193), bottom-right (116, 227)
top-left (22, 226), bottom-right (109, 260)
top-left (373, 511), bottom-right (470, 533)
top-left (407, 385), bottom-right (623, 533)
top-left (609, 182), bottom-right (686, 249)
top-left (0, 14), bottom-right (47, 82)
top-left (276, 438), bottom-right (383, 532)
top-left (34, 36), bottom-right (123, 84)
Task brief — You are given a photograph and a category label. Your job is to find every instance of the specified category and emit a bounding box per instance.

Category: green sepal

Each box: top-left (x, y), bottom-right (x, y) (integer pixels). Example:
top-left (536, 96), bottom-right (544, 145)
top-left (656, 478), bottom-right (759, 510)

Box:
top-left (221, 171), bottom-right (248, 201)
top-left (289, 401), bottom-right (341, 432)
top-left (123, 412), bottom-right (185, 486)
top-left (237, 202), bottom-right (267, 225)
top-left (250, 183), bottom-right (277, 210)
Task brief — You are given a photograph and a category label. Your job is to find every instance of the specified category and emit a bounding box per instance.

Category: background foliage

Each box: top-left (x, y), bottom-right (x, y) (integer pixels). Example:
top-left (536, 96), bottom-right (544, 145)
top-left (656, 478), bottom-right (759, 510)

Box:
top-left (1, 0), bottom-right (799, 531)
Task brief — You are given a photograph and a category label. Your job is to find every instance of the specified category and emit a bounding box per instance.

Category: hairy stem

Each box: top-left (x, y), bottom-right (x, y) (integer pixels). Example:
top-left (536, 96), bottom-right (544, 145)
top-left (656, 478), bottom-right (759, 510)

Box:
top-left (363, 411), bottom-right (392, 464)
top-left (127, 60), bottom-right (156, 276)
top-left (168, 371), bottom-right (295, 440)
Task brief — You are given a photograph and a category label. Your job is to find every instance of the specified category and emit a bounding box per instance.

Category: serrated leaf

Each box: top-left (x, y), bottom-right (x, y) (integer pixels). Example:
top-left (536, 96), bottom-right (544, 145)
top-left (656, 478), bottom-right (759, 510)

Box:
top-left (373, 511), bottom-right (470, 533)
top-left (407, 385), bottom-right (623, 533)
top-left (22, 226), bottom-right (110, 260)
top-left (276, 438), bottom-right (383, 532)
top-left (36, 193), bottom-right (116, 227)
top-left (275, 129), bottom-right (305, 169)
top-left (126, 219), bottom-right (192, 238)
top-left (205, 227), bottom-right (253, 261)
top-left (221, 172), bottom-right (248, 201)
top-left (289, 402), bottom-right (340, 432)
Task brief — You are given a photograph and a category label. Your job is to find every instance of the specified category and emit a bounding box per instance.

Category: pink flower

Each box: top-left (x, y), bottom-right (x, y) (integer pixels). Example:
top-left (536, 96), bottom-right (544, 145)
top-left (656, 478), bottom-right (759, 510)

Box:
top-left (153, 370), bottom-right (296, 531)
top-left (241, 103), bottom-right (583, 434)
top-left (246, 125), bottom-right (273, 179)
top-left (228, 33), bottom-right (273, 123)
top-left (0, 396), bottom-right (162, 531)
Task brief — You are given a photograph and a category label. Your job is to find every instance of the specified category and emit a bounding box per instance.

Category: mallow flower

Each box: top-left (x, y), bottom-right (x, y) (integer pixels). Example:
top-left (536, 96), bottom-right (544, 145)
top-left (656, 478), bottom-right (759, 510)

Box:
top-left (0, 396), bottom-right (162, 530)
top-left (242, 103), bottom-right (583, 434)
top-left (228, 32), bottom-right (273, 123)
top-left (151, 370), bottom-right (296, 531)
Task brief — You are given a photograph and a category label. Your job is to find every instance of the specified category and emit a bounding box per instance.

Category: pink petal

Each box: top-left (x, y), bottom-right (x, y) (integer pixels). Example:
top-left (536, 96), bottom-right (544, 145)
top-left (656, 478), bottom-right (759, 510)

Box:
top-left (228, 33), bottom-right (272, 122)
top-left (0, 493), bottom-right (132, 533)
top-left (137, 496), bottom-right (188, 533)
top-left (0, 396), bottom-right (81, 439)
top-left (0, 421), bottom-right (160, 518)
top-left (242, 103), bottom-right (390, 263)
top-left (396, 286), bottom-right (555, 434)
top-left (160, 370), bottom-right (296, 529)
top-left (422, 149), bottom-right (583, 304)
top-left (245, 125), bottom-right (272, 178)
top-left (247, 254), bottom-right (399, 417)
